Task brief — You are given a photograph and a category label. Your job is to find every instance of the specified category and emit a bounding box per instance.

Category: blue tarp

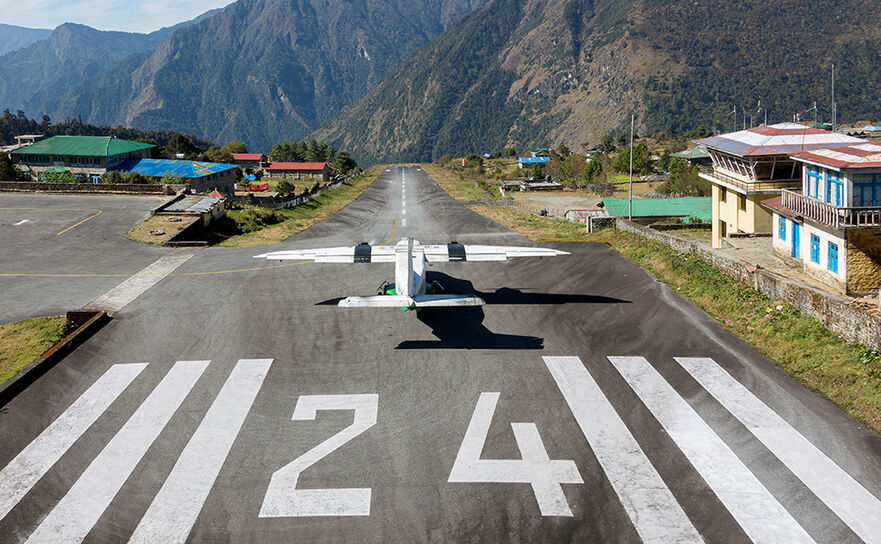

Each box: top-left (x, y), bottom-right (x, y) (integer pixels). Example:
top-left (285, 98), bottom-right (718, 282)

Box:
top-left (114, 159), bottom-right (237, 178)
top-left (518, 157), bottom-right (551, 164)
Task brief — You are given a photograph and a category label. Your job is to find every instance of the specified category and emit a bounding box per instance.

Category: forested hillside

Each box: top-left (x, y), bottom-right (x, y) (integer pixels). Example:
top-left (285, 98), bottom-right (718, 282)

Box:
top-left (44, 0), bottom-right (491, 153)
top-left (315, 0), bottom-right (881, 163)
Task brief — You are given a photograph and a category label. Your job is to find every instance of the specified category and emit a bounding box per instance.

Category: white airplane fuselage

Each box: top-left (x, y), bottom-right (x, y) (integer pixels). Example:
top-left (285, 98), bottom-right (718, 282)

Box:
top-left (394, 237), bottom-right (426, 297)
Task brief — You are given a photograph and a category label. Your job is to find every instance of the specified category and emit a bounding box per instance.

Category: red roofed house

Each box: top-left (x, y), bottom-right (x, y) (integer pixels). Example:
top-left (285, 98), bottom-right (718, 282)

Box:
top-left (231, 153), bottom-right (267, 168)
top-left (264, 162), bottom-right (329, 181)
top-left (695, 123), bottom-right (864, 248)
top-left (763, 142), bottom-right (881, 294)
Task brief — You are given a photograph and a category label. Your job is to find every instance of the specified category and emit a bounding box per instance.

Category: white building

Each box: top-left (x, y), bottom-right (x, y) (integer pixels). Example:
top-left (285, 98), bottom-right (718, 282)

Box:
top-left (765, 142), bottom-right (881, 295)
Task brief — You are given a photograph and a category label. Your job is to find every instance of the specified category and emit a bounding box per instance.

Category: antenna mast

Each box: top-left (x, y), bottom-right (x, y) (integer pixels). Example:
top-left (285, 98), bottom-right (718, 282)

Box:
top-left (832, 64), bottom-right (837, 132)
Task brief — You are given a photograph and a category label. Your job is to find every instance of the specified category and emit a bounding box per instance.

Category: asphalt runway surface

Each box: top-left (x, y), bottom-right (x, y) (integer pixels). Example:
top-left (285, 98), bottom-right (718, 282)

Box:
top-left (1, 167), bottom-right (881, 543)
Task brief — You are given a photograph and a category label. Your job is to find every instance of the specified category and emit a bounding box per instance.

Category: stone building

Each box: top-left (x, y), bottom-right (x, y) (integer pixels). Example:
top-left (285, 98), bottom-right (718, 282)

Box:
top-left (12, 135), bottom-right (155, 182)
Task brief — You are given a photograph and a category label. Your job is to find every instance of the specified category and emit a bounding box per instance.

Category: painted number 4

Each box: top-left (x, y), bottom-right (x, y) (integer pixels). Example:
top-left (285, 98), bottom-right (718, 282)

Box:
top-left (448, 392), bottom-right (583, 516)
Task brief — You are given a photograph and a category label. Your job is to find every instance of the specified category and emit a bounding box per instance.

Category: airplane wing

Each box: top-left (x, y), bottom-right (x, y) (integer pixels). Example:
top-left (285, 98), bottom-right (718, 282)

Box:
top-left (254, 244), bottom-right (396, 263)
top-left (339, 294), bottom-right (485, 308)
top-left (421, 243), bottom-right (569, 262)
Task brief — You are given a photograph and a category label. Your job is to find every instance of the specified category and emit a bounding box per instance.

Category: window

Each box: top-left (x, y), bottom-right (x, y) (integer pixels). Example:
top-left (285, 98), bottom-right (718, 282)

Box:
top-left (778, 216), bottom-right (786, 241)
top-left (828, 242), bottom-right (839, 274)
top-left (806, 166), bottom-right (823, 199)
top-left (720, 186), bottom-right (727, 203)
top-left (810, 234), bottom-right (820, 264)
top-left (739, 194), bottom-right (746, 211)
top-left (853, 173), bottom-right (881, 207)
top-left (827, 171), bottom-right (843, 207)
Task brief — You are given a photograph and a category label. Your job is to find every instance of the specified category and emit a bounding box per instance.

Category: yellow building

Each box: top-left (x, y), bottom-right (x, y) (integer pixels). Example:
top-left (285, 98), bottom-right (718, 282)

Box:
top-left (695, 124), bottom-right (864, 248)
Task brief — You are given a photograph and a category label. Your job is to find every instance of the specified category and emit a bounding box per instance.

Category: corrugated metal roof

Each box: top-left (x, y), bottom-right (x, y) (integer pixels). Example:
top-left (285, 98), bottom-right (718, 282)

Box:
top-left (265, 162), bottom-right (327, 171)
top-left (12, 135), bottom-right (155, 157)
top-left (791, 143), bottom-right (881, 169)
top-left (602, 197), bottom-right (712, 221)
top-left (115, 159), bottom-right (237, 178)
top-left (695, 123), bottom-right (864, 157)
top-left (671, 145), bottom-right (709, 160)
top-left (232, 153), bottom-right (265, 161)
top-left (164, 195), bottom-right (223, 214)
top-left (518, 157), bottom-right (551, 164)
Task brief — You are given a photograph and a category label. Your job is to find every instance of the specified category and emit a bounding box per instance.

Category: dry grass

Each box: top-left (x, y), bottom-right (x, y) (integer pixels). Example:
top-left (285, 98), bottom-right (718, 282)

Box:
top-left (467, 204), bottom-right (590, 242)
top-left (420, 163), bottom-right (500, 201)
top-left (127, 215), bottom-right (199, 245)
top-left (217, 166), bottom-right (384, 248)
top-left (0, 316), bottom-right (68, 386)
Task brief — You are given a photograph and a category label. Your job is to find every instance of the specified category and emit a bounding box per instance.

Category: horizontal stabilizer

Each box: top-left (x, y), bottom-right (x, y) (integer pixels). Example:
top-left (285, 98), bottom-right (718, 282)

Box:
top-left (422, 244), bottom-right (569, 262)
top-left (338, 295), bottom-right (485, 308)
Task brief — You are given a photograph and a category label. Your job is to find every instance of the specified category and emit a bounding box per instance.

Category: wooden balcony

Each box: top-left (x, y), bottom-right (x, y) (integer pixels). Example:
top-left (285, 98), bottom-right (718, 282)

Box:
top-left (781, 189), bottom-right (881, 229)
top-left (701, 169), bottom-right (801, 193)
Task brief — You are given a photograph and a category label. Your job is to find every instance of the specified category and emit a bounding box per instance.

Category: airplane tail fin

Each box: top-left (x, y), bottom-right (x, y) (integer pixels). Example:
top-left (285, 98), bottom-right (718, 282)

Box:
top-left (338, 295), bottom-right (485, 308)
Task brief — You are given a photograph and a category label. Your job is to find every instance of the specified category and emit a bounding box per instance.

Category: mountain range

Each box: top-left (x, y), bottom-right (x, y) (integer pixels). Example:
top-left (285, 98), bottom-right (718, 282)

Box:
top-left (0, 24), bottom-right (52, 56)
top-left (3, 0), bottom-right (881, 163)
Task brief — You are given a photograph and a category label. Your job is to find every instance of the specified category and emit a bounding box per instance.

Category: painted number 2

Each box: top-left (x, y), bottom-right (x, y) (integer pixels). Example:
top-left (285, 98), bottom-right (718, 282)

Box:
top-left (448, 392), bottom-right (582, 516)
top-left (260, 394), bottom-right (379, 517)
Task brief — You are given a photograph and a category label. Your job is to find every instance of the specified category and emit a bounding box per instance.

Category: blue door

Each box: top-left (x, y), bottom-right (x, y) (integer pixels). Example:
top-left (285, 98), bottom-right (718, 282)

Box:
top-left (810, 234), bottom-right (820, 264)
top-left (792, 222), bottom-right (801, 259)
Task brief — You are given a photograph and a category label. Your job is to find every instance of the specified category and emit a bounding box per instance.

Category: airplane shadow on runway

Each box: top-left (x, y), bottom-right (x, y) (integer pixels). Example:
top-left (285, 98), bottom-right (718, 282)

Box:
top-left (318, 272), bottom-right (630, 350)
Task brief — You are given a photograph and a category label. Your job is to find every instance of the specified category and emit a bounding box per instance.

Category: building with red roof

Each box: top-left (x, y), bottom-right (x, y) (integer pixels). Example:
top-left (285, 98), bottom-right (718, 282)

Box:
top-left (264, 162), bottom-right (328, 181)
top-left (694, 123), bottom-right (864, 248)
top-left (763, 142), bottom-right (881, 295)
top-left (231, 153), bottom-right (267, 168)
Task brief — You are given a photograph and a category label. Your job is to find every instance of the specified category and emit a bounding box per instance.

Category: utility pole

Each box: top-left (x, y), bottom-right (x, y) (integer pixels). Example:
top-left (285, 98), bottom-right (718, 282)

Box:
top-left (832, 64), bottom-right (837, 132)
top-left (629, 114), bottom-right (633, 221)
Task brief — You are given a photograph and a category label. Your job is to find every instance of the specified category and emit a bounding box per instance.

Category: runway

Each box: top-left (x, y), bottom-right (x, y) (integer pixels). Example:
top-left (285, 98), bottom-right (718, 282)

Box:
top-left (1, 166), bottom-right (880, 543)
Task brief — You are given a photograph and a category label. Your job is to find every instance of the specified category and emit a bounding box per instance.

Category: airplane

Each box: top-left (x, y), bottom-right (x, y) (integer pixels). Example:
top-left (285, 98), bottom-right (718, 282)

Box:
top-left (254, 237), bottom-right (569, 310)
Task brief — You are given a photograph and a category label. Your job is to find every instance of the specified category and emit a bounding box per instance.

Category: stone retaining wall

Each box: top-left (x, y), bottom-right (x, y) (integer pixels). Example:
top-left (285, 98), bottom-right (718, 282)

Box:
top-left (613, 218), bottom-right (881, 350)
top-left (0, 182), bottom-right (183, 195)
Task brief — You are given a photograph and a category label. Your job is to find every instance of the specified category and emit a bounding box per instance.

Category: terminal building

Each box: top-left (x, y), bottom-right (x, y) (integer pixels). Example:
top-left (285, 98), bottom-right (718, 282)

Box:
top-left (765, 143), bottom-right (881, 295)
top-left (695, 124), bottom-right (864, 248)
top-left (12, 135), bottom-right (155, 182)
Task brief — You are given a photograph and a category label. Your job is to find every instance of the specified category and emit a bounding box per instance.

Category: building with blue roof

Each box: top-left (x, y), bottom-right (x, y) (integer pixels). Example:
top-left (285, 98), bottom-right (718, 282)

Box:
top-left (518, 156), bottom-right (551, 169)
top-left (114, 158), bottom-right (237, 194)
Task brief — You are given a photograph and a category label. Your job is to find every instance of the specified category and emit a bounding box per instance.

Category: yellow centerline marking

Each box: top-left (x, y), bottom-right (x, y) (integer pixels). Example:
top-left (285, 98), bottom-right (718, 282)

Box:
top-left (57, 210), bottom-right (103, 235)
top-left (383, 219), bottom-right (397, 245)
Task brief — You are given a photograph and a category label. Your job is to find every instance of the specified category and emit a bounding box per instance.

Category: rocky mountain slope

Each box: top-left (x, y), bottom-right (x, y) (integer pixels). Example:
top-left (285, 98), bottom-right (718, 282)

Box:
top-left (44, 0), bottom-right (491, 152)
top-left (0, 11), bottom-right (219, 116)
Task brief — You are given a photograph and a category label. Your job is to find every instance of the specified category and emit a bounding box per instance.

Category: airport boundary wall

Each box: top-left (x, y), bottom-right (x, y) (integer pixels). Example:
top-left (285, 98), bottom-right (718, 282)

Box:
top-left (613, 218), bottom-right (881, 350)
top-left (0, 182), bottom-right (184, 195)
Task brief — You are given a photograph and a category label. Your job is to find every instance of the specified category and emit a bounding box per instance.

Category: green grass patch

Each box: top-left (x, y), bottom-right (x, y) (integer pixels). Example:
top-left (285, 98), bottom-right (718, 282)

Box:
top-left (207, 166), bottom-right (384, 248)
top-left (0, 317), bottom-right (68, 386)
top-left (607, 173), bottom-right (633, 184)
top-left (466, 204), bottom-right (881, 436)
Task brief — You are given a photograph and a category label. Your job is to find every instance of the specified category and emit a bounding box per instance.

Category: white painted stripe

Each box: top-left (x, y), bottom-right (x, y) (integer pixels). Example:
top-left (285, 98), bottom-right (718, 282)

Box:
top-left (14, 219), bottom-right (29, 226)
top-left (402, 219), bottom-right (407, 227)
top-left (608, 356), bottom-right (815, 544)
top-left (0, 364), bottom-right (146, 522)
top-left (676, 357), bottom-right (881, 544)
top-left (26, 360), bottom-right (209, 544)
top-left (129, 359), bottom-right (271, 543)
top-left (544, 357), bottom-right (703, 543)
top-left (86, 253), bottom-right (192, 313)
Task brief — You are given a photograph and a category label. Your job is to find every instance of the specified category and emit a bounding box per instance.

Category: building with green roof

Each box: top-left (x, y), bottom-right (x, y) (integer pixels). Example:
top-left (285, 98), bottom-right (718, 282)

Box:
top-left (602, 197), bottom-right (711, 224)
top-left (12, 135), bottom-right (155, 182)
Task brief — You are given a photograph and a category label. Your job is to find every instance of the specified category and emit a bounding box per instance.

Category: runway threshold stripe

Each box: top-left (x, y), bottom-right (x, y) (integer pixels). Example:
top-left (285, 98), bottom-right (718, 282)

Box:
top-left (129, 359), bottom-right (272, 544)
top-left (26, 360), bottom-right (209, 544)
top-left (544, 357), bottom-right (704, 544)
top-left (608, 356), bottom-right (816, 544)
top-left (0, 364), bottom-right (146, 522)
top-left (675, 357), bottom-right (881, 544)
top-left (86, 253), bottom-right (193, 313)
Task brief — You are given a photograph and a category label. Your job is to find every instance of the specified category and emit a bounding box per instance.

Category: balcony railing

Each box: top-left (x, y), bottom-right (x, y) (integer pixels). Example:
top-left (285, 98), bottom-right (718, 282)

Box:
top-left (781, 189), bottom-right (881, 229)
top-left (701, 169), bottom-right (801, 193)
